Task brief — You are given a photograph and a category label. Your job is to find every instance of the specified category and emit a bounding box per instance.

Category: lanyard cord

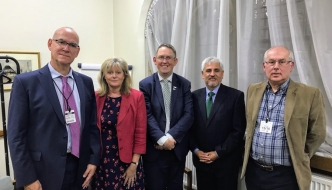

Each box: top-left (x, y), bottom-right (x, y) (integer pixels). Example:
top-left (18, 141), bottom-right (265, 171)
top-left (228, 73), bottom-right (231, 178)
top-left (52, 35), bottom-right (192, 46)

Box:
top-left (264, 88), bottom-right (286, 123)
top-left (53, 77), bottom-right (75, 111)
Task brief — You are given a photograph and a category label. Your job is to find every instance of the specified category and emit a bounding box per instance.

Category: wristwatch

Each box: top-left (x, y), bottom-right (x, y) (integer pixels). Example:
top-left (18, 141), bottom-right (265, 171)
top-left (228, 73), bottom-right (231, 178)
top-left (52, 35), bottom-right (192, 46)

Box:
top-left (131, 161), bottom-right (138, 165)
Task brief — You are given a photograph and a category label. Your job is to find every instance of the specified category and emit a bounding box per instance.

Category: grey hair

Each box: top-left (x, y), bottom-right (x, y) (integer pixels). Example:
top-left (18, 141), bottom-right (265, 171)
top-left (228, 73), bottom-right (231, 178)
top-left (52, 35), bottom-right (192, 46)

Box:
top-left (201, 56), bottom-right (224, 71)
top-left (263, 46), bottom-right (294, 62)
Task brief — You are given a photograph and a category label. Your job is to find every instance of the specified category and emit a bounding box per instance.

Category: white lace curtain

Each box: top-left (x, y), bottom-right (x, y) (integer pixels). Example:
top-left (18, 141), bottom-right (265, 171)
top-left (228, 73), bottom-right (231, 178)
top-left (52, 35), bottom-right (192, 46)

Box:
top-left (145, 0), bottom-right (332, 156)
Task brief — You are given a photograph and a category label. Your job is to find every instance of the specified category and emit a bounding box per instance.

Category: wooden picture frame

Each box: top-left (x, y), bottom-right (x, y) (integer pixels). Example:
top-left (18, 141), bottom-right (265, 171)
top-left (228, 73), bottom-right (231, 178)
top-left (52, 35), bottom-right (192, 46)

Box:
top-left (0, 51), bottom-right (41, 90)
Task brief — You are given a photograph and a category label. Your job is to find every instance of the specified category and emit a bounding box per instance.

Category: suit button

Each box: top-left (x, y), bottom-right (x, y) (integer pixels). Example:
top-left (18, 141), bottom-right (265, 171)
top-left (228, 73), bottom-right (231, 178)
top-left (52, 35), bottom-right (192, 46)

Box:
top-left (120, 147), bottom-right (123, 150)
top-left (63, 136), bottom-right (67, 139)
top-left (119, 138), bottom-right (122, 141)
top-left (62, 153), bottom-right (66, 156)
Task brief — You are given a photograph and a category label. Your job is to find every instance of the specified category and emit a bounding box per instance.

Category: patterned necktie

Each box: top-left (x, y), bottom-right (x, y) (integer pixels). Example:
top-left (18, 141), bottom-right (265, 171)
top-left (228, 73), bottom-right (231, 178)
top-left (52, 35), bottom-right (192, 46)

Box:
top-left (62, 76), bottom-right (81, 158)
top-left (206, 91), bottom-right (215, 118)
top-left (162, 79), bottom-right (171, 133)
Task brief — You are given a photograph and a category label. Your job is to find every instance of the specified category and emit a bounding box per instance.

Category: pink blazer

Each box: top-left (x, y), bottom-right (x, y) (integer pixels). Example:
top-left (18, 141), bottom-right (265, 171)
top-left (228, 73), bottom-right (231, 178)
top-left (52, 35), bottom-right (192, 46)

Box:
top-left (95, 88), bottom-right (147, 163)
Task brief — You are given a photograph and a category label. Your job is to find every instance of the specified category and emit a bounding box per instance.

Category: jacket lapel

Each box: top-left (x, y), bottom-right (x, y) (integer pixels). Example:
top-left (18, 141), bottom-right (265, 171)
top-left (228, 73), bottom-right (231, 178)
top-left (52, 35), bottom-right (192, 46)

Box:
top-left (117, 93), bottom-right (130, 126)
top-left (37, 65), bottom-right (65, 126)
top-left (284, 80), bottom-right (297, 130)
top-left (170, 74), bottom-right (179, 120)
top-left (197, 88), bottom-right (207, 124)
top-left (251, 82), bottom-right (266, 124)
top-left (73, 71), bottom-right (85, 130)
top-left (153, 73), bottom-right (165, 111)
top-left (207, 84), bottom-right (226, 125)
top-left (96, 94), bottom-right (106, 129)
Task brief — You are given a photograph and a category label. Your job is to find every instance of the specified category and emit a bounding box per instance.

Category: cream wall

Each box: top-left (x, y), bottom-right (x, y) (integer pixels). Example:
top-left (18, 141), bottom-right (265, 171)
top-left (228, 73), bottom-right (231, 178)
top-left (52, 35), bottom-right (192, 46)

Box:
top-left (0, 0), bottom-right (152, 180)
top-left (113, 0), bottom-right (151, 88)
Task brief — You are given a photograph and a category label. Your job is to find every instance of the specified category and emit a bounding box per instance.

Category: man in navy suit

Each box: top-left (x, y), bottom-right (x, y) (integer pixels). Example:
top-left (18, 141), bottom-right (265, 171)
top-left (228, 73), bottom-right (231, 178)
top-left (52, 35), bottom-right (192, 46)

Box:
top-left (190, 57), bottom-right (246, 190)
top-left (8, 27), bottom-right (100, 190)
top-left (139, 44), bottom-right (194, 190)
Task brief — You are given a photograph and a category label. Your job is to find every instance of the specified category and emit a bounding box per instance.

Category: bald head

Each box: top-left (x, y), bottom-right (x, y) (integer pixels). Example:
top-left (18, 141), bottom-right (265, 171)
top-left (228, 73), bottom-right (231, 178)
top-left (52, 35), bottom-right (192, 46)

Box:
top-left (264, 46), bottom-right (294, 62)
top-left (48, 27), bottom-right (80, 75)
top-left (53, 27), bottom-right (80, 44)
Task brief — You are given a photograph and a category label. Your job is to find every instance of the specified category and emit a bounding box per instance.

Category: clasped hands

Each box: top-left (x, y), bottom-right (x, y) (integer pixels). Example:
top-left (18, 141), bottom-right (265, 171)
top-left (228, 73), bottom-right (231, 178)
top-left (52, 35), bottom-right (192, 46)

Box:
top-left (155, 138), bottom-right (176, 150)
top-left (196, 150), bottom-right (218, 164)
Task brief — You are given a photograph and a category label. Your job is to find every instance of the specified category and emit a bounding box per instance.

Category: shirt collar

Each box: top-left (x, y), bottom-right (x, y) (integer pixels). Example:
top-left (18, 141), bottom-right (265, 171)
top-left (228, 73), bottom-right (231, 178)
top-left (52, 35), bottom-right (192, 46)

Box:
top-left (266, 78), bottom-right (290, 94)
top-left (158, 73), bottom-right (173, 83)
top-left (48, 62), bottom-right (74, 79)
top-left (205, 85), bottom-right (220, 96)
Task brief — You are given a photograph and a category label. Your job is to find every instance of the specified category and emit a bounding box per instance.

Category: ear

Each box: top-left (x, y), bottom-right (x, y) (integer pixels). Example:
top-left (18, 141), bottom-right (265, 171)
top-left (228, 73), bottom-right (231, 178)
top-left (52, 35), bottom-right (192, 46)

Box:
top-left (75, 47), bottom-right (80, 58)
top-left (173, 57), bottom-right (178, 66)
top-left (47, 39), bottom-right (53, 50)
top-left (153, 56), bottom-right (157, 65)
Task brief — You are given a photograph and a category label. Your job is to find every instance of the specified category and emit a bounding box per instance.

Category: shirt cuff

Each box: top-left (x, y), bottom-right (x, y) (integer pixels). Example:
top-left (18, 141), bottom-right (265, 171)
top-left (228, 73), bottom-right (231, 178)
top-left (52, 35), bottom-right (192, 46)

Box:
top-left (165, 133), bottom-right (173, 139)
top-left (157, 136), bottom-right (168, 146)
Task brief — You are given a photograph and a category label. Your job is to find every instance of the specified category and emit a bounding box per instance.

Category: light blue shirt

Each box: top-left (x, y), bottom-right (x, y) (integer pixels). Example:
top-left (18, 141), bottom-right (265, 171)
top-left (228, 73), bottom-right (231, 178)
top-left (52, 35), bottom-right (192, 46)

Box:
top-left (48, 63), bottom-right (81, 153)
top-left (205, 85), bottom-right (220, 103)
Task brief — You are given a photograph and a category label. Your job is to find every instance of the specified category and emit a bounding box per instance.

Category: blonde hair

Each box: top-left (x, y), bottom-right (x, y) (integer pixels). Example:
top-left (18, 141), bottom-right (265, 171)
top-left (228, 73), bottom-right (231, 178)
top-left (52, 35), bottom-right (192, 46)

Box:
top-left (97, 58), bottom-right (132, 96)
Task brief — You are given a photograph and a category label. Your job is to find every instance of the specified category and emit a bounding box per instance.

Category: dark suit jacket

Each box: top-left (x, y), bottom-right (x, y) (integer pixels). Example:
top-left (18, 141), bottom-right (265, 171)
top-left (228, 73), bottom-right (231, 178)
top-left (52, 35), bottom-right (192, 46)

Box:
top-left (8, 65), bottom-right (100, 190)
top-left (190, 84), bottom-right (246, 171)
top-left (139, 72), bottom-right (194, 162)
top-left (95, 89), bottom-right (147, 163)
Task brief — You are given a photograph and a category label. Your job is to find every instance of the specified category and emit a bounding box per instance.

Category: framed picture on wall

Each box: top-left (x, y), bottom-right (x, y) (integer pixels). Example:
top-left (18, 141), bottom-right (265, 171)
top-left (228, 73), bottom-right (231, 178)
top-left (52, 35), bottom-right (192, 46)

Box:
top-left (0, 51), bottom-right (41, 90)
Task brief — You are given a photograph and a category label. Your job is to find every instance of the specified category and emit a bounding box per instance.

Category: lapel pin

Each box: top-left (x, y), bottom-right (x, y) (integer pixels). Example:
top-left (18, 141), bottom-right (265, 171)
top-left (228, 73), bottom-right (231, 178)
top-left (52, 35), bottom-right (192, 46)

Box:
top-left (173, 86), bottom-right (177, 90)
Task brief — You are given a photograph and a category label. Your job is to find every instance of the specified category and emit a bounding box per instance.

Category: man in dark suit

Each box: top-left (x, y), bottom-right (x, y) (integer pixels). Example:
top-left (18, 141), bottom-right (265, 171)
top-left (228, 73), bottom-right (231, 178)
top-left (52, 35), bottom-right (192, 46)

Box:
top-left (8, 27), bottom-right (100, 190)
top-left (190, 56), bottom-right (246, 190)
top-left (139, 43), bottom-right (194, 190)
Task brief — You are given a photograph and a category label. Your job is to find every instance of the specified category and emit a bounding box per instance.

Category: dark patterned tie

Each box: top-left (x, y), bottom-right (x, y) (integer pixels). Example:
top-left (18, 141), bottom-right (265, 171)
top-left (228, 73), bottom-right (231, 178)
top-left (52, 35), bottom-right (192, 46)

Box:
top-left (162, 79), bottom-right (171, 133)
top-left (206, 91), bottom-right (215, 118)
top-left (62, 76), bottom-right (80, 158)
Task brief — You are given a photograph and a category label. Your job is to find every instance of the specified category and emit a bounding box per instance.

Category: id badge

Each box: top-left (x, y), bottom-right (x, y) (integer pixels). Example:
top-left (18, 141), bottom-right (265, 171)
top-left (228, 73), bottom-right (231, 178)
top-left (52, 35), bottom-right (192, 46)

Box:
top-left (259, 121), bottom-right (273, 133)
top-left (65, 110), bottom-right (76, 124)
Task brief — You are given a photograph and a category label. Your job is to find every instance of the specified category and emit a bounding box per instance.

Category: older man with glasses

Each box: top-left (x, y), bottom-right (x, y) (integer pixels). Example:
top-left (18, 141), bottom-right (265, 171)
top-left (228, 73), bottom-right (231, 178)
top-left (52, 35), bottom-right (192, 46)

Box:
top-left (241, 46), bottom-right (326, 190)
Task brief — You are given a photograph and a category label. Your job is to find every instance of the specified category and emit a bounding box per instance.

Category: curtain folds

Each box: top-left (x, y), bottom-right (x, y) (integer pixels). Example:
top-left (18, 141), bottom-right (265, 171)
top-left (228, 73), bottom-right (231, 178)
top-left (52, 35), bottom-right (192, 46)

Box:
top-left (145, 0), bottom-right (332, 156)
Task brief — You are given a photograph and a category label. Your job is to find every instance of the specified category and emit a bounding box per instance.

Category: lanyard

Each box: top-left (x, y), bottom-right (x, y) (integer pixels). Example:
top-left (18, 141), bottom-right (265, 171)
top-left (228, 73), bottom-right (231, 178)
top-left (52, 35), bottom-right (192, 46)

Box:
top-left (53, 77), bottom-right (75, 111)
top-left (264, 88), bottom-right (286, 123)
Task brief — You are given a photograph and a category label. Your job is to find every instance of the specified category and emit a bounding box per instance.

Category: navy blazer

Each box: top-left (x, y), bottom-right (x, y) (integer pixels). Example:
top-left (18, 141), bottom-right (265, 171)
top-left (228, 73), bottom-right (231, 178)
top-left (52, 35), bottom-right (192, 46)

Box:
top-left (139, 72), bottom-right (194, 162)
top-left (190, 84), bottom-right (246, 171)
top-left (8, 65), bottom-right (100, 190)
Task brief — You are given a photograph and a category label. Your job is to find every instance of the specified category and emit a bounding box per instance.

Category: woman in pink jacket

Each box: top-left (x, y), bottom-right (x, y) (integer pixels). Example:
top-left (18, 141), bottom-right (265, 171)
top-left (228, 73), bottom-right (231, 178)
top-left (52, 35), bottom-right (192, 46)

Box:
top-left (92, 58), bottom-right (147, 190)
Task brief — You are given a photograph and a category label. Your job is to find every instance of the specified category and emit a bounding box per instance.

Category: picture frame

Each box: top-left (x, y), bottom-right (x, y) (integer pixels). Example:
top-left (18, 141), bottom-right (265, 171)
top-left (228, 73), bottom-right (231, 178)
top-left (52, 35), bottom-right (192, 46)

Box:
top-left (0, 51), bottom-right (41, 90)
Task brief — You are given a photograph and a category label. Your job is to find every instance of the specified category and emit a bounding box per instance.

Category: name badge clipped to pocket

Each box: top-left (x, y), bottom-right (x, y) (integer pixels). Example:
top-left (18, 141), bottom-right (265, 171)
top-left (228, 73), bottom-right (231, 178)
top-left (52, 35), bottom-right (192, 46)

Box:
top-left (259, 121), bottom-right (273, 133)
top-left (65, 110), bottom-right (76, 124)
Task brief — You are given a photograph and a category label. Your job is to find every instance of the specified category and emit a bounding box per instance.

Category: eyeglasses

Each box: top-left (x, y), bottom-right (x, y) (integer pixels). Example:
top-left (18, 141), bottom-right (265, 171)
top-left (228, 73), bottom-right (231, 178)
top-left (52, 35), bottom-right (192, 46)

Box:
top-left (157, 56), bottom-right (175, 61)
top-left (53, 39), bottom-right (80, 48)
top-left (265, 60), bottom-right (292, 66)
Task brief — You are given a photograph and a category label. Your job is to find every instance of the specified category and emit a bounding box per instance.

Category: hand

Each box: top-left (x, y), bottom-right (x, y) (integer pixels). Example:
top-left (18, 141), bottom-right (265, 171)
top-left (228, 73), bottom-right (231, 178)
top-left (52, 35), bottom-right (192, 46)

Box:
top-left (196, 150), bottom-right (218, 164)
top-left (82, 164), bottom-right (97, 189)
top-left (162, 138), bottom-right (176, 150)
top-left (154, 144), bottom-right (164, 150)
top-left (123, 163), bottom-right (137, 188)
top-left (24, 180), bottom-right (42, 190)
